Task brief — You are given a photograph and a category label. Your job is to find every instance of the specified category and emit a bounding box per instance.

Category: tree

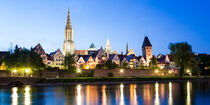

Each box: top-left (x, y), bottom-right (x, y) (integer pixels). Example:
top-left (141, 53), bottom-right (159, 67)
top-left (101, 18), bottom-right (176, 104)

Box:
top-left (122, 62), bottom-right (128, 69)
top-left (63, 54), bottom-right (76, 72)
top-left (169, 42), bottom-right (196, 78)
top-left (105, 60), bottom-right (119, 69)
top-left (197, 54), bottom-right (210, 75)
top-left (3, 45), bottom-right (45, 72)
top-left (96, 64), bottom-right (102, 69)
top-left (149, 56), bottom-right (157, 69)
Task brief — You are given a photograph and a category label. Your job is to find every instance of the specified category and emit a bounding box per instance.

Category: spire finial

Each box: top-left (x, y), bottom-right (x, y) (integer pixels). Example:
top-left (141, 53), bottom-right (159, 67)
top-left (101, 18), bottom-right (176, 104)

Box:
top-left (66, 8), bottom-right (72, 29)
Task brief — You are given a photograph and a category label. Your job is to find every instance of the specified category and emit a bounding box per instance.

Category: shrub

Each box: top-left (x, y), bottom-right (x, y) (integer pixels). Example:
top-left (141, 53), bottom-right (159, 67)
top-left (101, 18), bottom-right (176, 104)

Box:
top-left (107, 72), bottom-right (114, 77)
top-left (96, 64), bottom-right (102, 69)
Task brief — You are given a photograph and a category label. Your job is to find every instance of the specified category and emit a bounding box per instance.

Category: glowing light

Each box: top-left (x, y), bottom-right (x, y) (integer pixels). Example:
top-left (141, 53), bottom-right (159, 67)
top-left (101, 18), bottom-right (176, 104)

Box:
top-left (12, 87), bottom-right (18, 105)
top-left (102, 57), bottom-right (106, 60)
top-left (186, 81), bottom-right (191, 105)
top-left (77, 84), bottom-right (82, 105)
top-left (86, 66), bottom-right (89, 69)
top-left (155, 70), bottom-right (159, 73)
top-left (186, 70), bottom-right (190, 73)
top-left (24, 86), bottom-right (31, 105)
top-left (77, 69), bottom-right (81, 73)
top-left (102, 85), bottom-right (107, 105)
top-left (25, 69), bottom-right (30, 73)
top-left (120, 84), bottom-right (125, 105)
top-left (13, 70), bottom-right (17, 73)
top-left (168, 70), bottom-right (172, 74)
top-left (120, 69), bottom-right (124, 73)
top-left (168, 82), bottom-right (173, 105)
top-left (155, 83), bottom-right (160, 105)
top-left (130, 84), bottom-right (138, 105)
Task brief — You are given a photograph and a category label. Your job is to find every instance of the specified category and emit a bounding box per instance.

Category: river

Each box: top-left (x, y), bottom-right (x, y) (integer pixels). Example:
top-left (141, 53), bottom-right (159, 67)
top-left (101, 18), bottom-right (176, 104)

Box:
top-left (0, 80), bottom-right (210, 105)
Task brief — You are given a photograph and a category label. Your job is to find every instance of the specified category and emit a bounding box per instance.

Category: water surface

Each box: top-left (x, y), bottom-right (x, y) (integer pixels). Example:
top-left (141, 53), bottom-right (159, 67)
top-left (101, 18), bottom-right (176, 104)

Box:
top-left (0, 80), bottom-right (210, 105)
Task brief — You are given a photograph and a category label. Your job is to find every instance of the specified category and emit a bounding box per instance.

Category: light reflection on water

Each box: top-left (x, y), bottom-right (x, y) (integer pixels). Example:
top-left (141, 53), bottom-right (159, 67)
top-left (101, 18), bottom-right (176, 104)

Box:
top-left (12, 87), bottom-right (18, 105)
top-left (4, 81), bottom-right (210, 105)
top-left (155, 82), bottom-right (160, 105)
top-left (168, 82), bottom-right (173, 105)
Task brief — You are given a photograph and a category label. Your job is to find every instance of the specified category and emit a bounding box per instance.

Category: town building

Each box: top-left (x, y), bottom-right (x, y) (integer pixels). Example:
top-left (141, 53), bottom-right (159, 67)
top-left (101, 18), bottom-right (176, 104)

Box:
top-left (33, 43), bottom-right (48, 65)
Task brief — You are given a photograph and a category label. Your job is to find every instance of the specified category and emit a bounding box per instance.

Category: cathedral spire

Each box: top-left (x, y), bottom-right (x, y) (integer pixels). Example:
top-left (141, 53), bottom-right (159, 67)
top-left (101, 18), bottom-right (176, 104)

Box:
top-left (66, 8), bottom-right (72, 29)
top-left (126, 42), bottom-right (128, 53)
top-left (105, 38), bottom-right (112, 55)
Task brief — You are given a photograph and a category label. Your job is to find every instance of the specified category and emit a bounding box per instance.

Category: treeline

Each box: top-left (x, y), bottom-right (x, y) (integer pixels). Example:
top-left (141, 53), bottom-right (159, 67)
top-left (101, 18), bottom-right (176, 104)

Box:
top-left (3, 45), bottom-right (45, 72)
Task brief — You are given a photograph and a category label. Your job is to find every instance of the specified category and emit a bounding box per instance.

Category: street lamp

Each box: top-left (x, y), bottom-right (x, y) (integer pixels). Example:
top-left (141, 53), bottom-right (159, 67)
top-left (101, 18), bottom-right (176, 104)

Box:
top-left (25, 69), bottom-right (30, 73)
top-left (77, 69), bottom-right (81, 73)
top-left (120, 69), bottom-right (124, 73)
top-left (13, 69), bottom-right (17, 73)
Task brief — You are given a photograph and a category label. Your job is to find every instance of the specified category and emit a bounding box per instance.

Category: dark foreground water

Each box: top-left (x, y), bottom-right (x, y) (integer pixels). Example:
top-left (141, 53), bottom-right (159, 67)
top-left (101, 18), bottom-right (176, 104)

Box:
top-left (0, 80), bottom-right (210, 105)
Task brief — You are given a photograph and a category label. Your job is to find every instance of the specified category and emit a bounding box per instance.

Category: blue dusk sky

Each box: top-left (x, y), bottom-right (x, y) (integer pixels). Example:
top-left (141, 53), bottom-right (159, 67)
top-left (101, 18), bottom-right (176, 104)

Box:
top-left (0, 0), bottom-right (209, 55)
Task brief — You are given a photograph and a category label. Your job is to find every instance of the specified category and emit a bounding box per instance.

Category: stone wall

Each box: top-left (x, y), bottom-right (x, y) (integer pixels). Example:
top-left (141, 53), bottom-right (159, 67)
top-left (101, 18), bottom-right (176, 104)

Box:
top-left (92, 69), bottom-right (162, 77)
top-left (0, 69), bottom-right (163, 78)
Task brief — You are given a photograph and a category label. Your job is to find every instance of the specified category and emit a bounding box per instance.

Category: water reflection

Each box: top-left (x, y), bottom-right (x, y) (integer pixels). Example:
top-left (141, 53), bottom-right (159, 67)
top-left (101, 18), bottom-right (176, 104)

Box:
top-left (168, 82), bottom-right (173, 105)
top-left (12, 87), bottom-right (18, 105)
top-left (24, 86), bottom-right (31, 105)
top-left (77, 84), bottom-right (82, 105)
top-left (86, 85), bottom-right (98, 105)
top-left (120, 84), bottom-right (124, 105)
top-left (102, 85), bottom-right (107, 105)
top-left (4, 81), bottom-right (210, 105)
top-left (186, 81), bottom-right (192, 105)
top-left (155, 82), bottom-right (160, 105)
top-left (130, 84), bottom-right (137, 105)
top-left (143, 84), bottom-right (152, 105)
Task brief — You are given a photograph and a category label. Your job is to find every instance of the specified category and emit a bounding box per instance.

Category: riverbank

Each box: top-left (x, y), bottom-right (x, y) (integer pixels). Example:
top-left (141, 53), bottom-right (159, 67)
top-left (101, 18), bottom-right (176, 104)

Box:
top-left (35, 76), bottom-right (210, 85)
top-left (1, 76), bottom-right (210, 86)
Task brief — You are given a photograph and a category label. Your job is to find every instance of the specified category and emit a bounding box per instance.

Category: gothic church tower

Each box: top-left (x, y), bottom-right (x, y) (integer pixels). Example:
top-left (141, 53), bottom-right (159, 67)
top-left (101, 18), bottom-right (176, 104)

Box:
top-left (63, 9), bottom-right (75, 55)
top-left (105, 39), bottom-right (112, 55)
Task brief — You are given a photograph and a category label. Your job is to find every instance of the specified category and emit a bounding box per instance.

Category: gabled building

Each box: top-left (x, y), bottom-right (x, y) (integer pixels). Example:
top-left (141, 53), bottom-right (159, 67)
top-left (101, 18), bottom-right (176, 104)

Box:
top-left (108, 54), bottom-right (120, 65)
top-left (138, 56), bottom-right (147, 66)
top-left (50, 49), bottom-right (64, 68)
top-left (118, 55), bottom-right (128, 66)
top-left (33, 43), bottom-right (48, 64)
top-left (126, 49), bottom-right (136, 56)
top-left (126, 54), bottom-right (138, 69)
top-left (84, 56), bottom-right (96, 69)
top-left (88, 43), bottom-right (97, 55)
top-left (113, 50), bottom-right (118, 54)
top-left (76, 55), bottom-right (86, 68)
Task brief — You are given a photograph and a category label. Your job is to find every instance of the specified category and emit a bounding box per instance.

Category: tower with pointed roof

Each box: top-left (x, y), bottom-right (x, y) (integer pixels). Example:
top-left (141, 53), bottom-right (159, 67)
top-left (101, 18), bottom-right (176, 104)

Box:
top-left (105, 39), bottom-right (112, 55)
top-left (63, 9), bottom-right (75, 55)
top-left (142, 36), bottom-right (152, 65)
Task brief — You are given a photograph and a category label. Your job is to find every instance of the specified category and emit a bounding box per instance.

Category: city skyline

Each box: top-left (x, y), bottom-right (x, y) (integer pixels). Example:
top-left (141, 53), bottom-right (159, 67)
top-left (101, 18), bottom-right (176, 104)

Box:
top-left (0, 0), bottom-right (210, 55)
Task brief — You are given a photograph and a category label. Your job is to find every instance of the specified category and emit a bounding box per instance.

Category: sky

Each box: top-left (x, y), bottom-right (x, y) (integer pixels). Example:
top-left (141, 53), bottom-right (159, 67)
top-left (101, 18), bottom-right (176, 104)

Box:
top-left (0, 0), bottom-right (209, 55)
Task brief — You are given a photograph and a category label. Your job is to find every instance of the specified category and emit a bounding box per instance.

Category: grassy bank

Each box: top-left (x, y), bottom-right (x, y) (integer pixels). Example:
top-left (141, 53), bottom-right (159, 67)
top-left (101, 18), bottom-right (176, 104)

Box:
top-left (36, 76), bottom-right (210, 84)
